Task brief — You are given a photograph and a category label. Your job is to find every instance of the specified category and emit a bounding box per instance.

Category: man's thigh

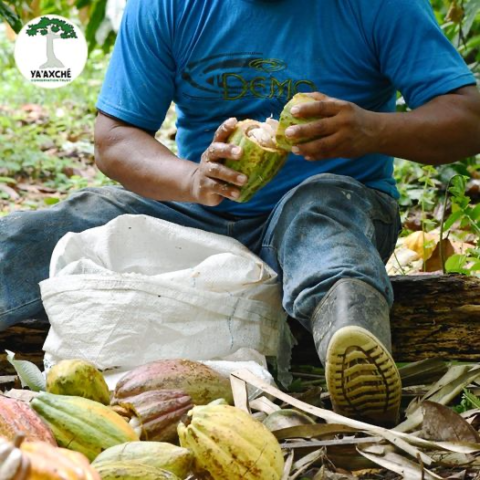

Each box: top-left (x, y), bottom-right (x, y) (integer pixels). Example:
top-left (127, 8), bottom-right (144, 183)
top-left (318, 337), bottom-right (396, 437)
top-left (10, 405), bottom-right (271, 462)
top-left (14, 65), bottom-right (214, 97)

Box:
top-left (0, 186), bottom-right (229, 328)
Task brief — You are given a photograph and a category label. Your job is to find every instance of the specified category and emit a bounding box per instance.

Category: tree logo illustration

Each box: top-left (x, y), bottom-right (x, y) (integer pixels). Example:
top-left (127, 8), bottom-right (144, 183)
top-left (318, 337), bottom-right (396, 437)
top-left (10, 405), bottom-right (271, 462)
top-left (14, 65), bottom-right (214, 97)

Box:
top-left (26, 17), bottom-right (77, 69)
top-left (14, 15), bottom-right (88, 90)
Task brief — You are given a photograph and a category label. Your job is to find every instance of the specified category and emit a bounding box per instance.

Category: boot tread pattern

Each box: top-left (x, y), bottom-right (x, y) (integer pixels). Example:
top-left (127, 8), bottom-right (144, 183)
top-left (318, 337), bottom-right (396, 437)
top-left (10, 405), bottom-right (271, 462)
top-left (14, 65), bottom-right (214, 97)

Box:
top-left (326, 326), bottom-right (402, 426)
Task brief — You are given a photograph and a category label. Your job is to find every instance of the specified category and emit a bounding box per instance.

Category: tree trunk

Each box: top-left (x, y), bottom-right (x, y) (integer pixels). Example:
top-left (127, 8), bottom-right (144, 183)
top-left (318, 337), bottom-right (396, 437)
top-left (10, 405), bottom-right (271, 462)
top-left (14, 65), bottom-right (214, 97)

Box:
top-left (40, 33), bottom-right (64, 69)
top-left (0, 275), bottom-right (479, 375)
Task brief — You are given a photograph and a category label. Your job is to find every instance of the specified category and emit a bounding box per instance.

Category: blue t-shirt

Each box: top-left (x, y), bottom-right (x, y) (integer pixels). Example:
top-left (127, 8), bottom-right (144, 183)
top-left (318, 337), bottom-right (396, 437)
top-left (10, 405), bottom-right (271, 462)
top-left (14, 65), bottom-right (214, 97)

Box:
top-left (97, 0), bottom-right (475, 217)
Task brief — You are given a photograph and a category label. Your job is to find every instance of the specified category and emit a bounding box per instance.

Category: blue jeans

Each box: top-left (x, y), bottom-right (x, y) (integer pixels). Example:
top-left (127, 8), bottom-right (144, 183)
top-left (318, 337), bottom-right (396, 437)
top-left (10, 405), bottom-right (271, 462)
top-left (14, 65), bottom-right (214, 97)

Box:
top-left (0, 174), bottom-right (400, 331)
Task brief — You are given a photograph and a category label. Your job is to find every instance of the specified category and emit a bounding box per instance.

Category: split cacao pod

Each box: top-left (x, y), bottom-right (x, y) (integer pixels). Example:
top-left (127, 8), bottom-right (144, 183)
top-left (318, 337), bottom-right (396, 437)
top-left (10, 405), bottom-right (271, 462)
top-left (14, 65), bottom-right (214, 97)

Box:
top-left (92, 441), bottom-right (193, 478)
top-left (0, 395), bottom-right (56, 445)
top-left (276, 92), bottom-right (318, 151)
top-left (178, 403), bottom-right (284, 480)
top-left (113, 359), bottom-right (233, 405)
top-left (46, 359), bottom-right (111, 405)
top-left (112, 390), bottom-right (193, 443)
top-left (31, 392), bottom-right (138, 461)
top-left (225, 119), bottom-right (288, 203)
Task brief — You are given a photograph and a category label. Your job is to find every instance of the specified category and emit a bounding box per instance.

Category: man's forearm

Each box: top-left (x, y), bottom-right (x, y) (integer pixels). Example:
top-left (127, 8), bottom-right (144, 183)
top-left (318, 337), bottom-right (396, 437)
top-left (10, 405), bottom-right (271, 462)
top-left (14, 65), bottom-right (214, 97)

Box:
top-left (94, 114), bottom-right (198, 202)
top-left (372, 86), bottom-right (480, 165)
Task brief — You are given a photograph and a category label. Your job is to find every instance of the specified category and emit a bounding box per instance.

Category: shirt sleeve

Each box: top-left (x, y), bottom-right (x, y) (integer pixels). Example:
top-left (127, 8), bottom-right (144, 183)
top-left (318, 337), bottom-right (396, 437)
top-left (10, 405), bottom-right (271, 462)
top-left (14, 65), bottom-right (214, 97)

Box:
top-left (371, 0), bottom-right (476, 109)
top-left (96, 0), bottom-right (176, 131)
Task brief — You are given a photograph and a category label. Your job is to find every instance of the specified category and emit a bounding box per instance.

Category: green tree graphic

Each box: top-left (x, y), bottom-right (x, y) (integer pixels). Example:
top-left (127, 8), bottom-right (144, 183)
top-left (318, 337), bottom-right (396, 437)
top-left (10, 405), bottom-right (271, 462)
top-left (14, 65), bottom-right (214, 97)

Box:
top-left (26, 17), bottom-right (77, 69)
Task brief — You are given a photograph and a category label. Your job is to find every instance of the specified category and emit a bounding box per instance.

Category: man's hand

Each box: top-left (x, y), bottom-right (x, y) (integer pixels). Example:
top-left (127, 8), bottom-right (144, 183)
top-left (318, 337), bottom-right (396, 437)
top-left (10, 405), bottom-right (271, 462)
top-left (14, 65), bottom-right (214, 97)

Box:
top-left (189, 118), bottom-right (248, 206)
top-left (285, 92), bottom-right (377, 161)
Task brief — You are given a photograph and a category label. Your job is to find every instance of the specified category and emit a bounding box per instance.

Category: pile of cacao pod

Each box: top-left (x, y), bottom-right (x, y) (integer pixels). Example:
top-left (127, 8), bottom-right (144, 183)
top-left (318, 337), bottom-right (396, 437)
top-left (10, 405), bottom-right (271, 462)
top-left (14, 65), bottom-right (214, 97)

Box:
top-left (0, 357), bottom-right (296, 479)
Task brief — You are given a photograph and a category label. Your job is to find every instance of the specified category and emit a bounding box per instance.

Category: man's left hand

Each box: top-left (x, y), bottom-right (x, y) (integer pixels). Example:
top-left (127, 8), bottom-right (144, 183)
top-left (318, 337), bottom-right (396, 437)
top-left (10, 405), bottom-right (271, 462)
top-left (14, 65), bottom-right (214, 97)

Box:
top-left (285, 92), bottom-right (378, 161)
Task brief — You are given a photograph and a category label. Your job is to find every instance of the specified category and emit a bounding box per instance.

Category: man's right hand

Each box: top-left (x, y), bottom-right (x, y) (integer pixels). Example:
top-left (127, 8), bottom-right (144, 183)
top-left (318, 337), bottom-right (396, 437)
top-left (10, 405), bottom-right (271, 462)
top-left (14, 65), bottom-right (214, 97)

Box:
top-left (189, 118), bottom-right (248, 207)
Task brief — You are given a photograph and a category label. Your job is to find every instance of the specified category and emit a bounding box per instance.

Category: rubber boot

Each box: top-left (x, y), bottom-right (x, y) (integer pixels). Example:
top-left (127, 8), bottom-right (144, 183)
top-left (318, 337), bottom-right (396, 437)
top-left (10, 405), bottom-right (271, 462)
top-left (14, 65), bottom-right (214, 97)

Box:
top-left (312, 278), bottom-right (402, 427)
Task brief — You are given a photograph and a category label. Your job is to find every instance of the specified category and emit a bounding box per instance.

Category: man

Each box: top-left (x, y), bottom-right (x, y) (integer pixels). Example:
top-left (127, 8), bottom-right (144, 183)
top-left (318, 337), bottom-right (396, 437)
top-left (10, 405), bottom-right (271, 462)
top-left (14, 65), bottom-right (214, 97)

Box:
top-left (1, 0), bottom-right (479, 426)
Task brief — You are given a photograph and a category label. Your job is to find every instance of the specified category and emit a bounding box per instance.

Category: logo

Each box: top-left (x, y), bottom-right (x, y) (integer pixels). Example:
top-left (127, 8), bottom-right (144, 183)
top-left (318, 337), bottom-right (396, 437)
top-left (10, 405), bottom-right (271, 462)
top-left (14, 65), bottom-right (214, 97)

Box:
top-left (14, 15), bottom-right (88, 89)
top-left (181, 53), bottom-right (316, 102)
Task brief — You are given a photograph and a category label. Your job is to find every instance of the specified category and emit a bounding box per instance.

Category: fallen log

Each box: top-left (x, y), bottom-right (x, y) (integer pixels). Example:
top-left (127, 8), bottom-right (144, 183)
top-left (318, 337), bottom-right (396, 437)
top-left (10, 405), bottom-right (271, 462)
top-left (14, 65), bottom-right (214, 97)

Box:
top-left (0, 274), bottom-right (479, 374)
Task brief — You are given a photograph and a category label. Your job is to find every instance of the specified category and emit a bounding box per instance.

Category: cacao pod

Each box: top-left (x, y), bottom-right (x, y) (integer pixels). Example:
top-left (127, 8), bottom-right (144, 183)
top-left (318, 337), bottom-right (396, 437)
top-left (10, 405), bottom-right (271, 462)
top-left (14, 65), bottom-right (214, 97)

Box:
top-left (112, 390), bottom-right (193, 442)
top-left (46, 359), bottom-right (111, 405)
top-left (225, 119), bottom-right (288, 203)
top-left (0, 395), bottom-right (56, 445)
top-left (31, 392), bottom-right (138, 461)
top-left (0, 435), bottom-right (101, 480)
top-left (92, 461), bottom-right (180, 480)
top-left (263, 409), bottom-right (316, 432)
top-left (178, 404), bottom-right (284, 480)
top-left (92, 441), bottom-right (193, 478)
top-left (113, 359), bottom-right (233, 405)
top-left (276, 93), bottom-right (318, 151)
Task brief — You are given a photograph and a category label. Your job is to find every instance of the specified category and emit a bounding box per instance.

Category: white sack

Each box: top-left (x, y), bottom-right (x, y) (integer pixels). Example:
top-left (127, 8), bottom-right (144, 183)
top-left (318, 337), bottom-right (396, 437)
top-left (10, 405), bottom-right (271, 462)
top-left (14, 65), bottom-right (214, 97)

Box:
top-left (40, 215), bottom-right (289, 376)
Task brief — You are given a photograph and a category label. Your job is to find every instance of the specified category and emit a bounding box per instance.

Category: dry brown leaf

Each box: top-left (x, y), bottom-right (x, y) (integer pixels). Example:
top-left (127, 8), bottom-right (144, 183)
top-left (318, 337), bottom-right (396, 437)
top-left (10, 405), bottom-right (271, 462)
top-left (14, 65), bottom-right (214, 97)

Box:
top-left (422, 401), bottom-right (480, 443)
top-left (357, 444), bottom-right (443, 480)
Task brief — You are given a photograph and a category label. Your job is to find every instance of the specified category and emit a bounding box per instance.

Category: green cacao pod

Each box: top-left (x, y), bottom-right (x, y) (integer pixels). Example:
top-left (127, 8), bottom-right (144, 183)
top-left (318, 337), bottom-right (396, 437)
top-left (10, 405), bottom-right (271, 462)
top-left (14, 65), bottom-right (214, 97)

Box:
top-left (263, 409), bottom-right (316, 432)
top-left (113, 359), bottom-right (233, 406)
top-left (0, 395), bottom-right (57, 445)
top-left (31, 392), bottom-right (138, 461)
top-left (225, 119), bottom-right (288, 203)
top-left (178, 404), bottom-right (284, 480)
top-left (46, 359), bottom-right (111, 405)
top-left (92, 441), bottom-right (193, 478)
top-left (276, 93), bottom-right (318, 151)
top-left (93, 461), bottom-right (180, 480)
top-left (112, 390), bottom-right (193, 443)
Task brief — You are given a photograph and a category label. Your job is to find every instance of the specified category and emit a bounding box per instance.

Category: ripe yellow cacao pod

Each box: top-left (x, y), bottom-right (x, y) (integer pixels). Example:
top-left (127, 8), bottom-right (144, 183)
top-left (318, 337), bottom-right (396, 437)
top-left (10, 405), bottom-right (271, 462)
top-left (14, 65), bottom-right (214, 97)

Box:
top-left (92, 441), bottom-right (193, 478)
top-left (178, 404), bottom-right (284, 480)
top-left (0, 435), bottom-right (101, 480)
top-left (46, 359), bottom-right (110, 405)
top-left (31, 393), bottom-right (138, 461)
top-left (92, 461), bottom-right (180, 480)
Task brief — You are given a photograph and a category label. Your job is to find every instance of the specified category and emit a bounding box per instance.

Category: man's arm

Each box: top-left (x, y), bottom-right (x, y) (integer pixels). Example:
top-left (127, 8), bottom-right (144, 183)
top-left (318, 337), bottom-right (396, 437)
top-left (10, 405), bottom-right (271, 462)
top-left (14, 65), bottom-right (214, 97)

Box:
top-left (94, 113), bottom-right (246, 206)
top-left (285, 86), bottom-right (480, 165)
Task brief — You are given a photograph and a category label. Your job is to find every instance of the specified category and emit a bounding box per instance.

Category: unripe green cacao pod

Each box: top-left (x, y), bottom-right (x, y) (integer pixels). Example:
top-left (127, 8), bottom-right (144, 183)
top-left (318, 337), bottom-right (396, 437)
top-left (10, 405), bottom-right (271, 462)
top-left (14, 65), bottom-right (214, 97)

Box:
top-left (178, 404), bottom-right (284, 480)
top-left (92, 441), bottom-right (193, 478)
top-left (47, 359), bottom-right (110, 405)
top-left (93, 461), bottom-right (180, 480)
top-left (31, 392), bottom-right (138, 461)
top-left (276, 93), bottom-right (318, 151)
top-left (225, 119), bottom-right (288, 203)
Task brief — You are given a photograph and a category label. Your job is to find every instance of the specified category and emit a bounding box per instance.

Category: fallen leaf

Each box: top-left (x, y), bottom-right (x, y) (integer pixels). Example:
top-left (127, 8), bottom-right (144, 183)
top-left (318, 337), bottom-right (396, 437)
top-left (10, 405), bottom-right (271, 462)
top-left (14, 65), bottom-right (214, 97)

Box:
top-left (422, 401), bottom-right (480, 443)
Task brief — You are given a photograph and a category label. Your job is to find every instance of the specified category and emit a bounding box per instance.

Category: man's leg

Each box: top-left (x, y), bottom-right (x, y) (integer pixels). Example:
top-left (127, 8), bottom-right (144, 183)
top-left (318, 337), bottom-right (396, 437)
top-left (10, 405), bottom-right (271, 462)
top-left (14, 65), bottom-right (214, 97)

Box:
top-left (261, 173), bottom-right (402, 426)
top-left (0, 186), bottom-right (231, 330)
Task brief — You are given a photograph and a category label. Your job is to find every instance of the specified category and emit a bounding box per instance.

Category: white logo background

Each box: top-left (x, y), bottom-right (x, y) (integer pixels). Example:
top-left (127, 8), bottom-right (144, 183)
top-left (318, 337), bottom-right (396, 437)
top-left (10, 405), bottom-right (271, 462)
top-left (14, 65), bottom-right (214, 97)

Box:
top-left (15, 15), bottom-right (88, 89)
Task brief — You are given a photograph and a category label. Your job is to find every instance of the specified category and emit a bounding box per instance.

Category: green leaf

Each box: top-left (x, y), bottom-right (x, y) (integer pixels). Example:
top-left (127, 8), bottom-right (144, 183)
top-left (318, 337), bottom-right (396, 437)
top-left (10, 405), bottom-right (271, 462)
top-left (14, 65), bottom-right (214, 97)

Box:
top-left (0, 0), bottom-right (22, 33)
top-left (443, 210), bottom-right (464, 231)
top-left (6, 350), bottom-right (46, 392)
top-left (445, 254), bottom-right (469, 274)
top-left (44, 197), bottom-right (60, 205)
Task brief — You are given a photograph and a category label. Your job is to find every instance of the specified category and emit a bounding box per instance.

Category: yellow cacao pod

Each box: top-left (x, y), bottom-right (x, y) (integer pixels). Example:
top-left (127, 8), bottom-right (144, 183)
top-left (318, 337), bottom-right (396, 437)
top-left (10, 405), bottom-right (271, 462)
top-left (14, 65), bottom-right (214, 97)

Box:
top-left (31, 393), bottom-right (138, 461)
top-left (92, 461), bottom-right (180, 480)
top-left (46, 359), bottom-right (111, 405)
top-left (92, 441), bottom-right (193, 478)
top-left (178, 404), bottom-right (284, 480)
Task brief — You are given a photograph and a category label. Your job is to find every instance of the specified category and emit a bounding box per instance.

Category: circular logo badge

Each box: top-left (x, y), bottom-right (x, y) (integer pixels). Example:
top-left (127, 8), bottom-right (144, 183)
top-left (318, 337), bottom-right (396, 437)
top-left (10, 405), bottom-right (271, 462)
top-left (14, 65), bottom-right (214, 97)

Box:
top-left (14, 15), bottom-right (88, 89)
